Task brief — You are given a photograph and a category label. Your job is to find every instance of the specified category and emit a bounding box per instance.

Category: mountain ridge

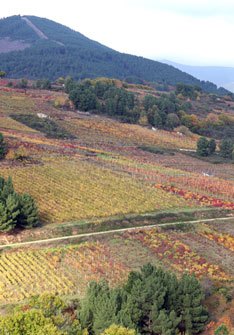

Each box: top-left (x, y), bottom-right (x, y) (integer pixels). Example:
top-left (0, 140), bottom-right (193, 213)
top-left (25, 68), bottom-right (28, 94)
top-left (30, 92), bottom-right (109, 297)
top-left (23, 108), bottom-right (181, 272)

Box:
top-left (162, 59), bottom-right (234, 92)
top-left (0, 15), bottom-right (229, 95)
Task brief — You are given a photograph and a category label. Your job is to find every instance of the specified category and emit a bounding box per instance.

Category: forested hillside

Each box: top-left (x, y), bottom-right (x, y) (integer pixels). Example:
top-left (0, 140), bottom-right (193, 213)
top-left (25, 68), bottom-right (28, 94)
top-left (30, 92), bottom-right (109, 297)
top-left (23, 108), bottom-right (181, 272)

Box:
top-left (0, 15), bottom-right (229, 95)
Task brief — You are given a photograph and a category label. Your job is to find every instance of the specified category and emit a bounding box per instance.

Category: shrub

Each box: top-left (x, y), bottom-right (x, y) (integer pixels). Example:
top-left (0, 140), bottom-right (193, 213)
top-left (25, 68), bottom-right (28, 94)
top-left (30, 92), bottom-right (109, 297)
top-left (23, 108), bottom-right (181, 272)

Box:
top-left (11, 114), bottom-right (75, 139)
top-left (165, 113), bottom-right (181, 130)
top-left (214, 324), bottom-right (229, 335)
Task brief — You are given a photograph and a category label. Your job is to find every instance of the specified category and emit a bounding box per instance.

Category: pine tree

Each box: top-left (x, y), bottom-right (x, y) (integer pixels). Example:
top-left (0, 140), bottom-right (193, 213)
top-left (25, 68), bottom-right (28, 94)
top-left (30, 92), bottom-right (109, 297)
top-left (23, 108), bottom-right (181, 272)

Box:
top-left (178, 274), bottom-right (208, 334)
top-left (220, 139), bottom-right (233, 159)
top-left (0, 194), bottom-right (20, 232)
top-left (18, 194), bottom-right (39, 228)
top-left (196, 137), bottom-right (209, 157)
top-left (0, 177), bottom-right (5, 194)
top-left (208, 139), bottom-right (216, 155)
top-left (0, 176), bottom-right (14, 201)
top-left (0, 203), bottom-right (10, 232)
top-left (152, 310), bottom-right (179, 335)
top-left (0, 177), bottom-right (39, 232)
top-left (0, 133), bottom-right (7, 160)
top-left (80, 265), bottom-right (208, 335)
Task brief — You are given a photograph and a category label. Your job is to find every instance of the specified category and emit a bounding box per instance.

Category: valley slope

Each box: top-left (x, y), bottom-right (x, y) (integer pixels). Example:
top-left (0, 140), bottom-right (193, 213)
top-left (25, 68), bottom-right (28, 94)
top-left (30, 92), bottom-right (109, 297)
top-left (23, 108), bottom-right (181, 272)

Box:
top-left (0, 81), bottom-right (233, 333)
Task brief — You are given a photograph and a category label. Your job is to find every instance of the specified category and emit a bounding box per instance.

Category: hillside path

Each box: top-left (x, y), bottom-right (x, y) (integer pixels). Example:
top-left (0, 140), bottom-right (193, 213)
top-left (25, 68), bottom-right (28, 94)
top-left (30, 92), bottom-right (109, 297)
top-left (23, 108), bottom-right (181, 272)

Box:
top-left (0, 216), bottom-right (232, 249)
top-left (21, 17), bottom-right (48, 39)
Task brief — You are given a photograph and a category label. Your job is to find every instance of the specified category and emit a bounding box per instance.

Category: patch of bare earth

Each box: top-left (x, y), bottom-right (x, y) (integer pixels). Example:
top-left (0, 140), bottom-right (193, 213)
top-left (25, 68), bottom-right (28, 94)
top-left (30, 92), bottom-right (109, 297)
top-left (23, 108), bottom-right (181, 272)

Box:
top-left (0, 37), bottom-right (30, 53)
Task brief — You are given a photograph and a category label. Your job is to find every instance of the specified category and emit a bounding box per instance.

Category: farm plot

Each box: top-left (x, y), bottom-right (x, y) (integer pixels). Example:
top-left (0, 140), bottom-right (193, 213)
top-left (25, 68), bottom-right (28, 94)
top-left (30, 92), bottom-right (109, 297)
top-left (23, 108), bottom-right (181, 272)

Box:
top-left (198, 223), bottom-right (234, 252)
top-left (0, 221), bottom-right (233, 305)
top-left (0, 242), bottom-right (127, 304)
top-left (0, 116), bottom-right (38, 133)
top-left (60, 117), bottom-right (197, 149)
top-left (122, 149), bottom-right (234, 182)
top-left (124, 228), bottom-right (232, 281)
top-left (0, 157), bottom-right (190, 223)
top-left (95, 154), bottom-right (234, 203)
top-left (0, 91), bottom-right (35, 116)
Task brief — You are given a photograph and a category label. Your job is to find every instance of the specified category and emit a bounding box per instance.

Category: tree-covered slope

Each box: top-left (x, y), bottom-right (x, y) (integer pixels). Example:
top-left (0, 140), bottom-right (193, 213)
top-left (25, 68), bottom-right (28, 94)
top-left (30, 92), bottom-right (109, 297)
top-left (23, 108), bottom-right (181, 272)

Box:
top-left (0, 15), bottom-right (39, 42)
top-left (0, 15), bottom-right (229, 95)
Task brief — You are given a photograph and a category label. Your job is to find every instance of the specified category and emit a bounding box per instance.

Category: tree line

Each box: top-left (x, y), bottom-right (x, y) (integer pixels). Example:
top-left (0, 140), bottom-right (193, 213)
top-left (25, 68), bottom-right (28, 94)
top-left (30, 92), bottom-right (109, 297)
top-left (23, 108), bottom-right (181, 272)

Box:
top-left (65, 78), bottom-right (187, 126)
top-left (0, 264), bottom-right (210, 335)
top-left (196, 137), bottom-right (233, 160)
top-left (65, 79), bottom-right (234, 141)
top-left (66, 78), bottom-right (140, 123)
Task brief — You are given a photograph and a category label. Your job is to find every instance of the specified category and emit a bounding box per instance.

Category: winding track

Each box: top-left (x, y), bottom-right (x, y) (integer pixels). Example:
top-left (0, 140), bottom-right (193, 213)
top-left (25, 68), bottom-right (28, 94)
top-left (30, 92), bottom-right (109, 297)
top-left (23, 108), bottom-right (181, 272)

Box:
top-left (0, 216), bottom-right (232, 249)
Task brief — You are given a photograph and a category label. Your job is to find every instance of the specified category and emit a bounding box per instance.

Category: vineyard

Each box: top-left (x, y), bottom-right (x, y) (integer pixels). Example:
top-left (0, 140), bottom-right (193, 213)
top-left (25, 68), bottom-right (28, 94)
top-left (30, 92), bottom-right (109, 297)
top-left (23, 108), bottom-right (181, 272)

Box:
top-left (59, 117), bottom-right (198, 149)
top-left (0, 85), bottom-right (233, 332)
top-left (0, 242), bottom-right (129, 304)
top-left (0, 87), bottom-right (233, 223)
top-left (124, 228), bottom-right (231, 281)
top-left (0, 218), bottom-right (233, 304)
top-left (0, 157), bottom-right (191, 223)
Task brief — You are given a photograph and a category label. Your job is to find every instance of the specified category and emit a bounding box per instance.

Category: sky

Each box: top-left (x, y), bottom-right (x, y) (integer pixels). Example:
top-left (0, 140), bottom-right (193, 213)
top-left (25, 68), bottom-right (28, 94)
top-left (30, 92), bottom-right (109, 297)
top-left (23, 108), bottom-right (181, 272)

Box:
top-left (2, 0), bottom-right (234, 66)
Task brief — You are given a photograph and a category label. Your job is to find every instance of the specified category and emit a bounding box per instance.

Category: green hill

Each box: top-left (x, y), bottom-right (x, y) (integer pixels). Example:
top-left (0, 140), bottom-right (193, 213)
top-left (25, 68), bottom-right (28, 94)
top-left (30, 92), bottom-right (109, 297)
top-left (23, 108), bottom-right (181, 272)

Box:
top-left (0, 15), bottom-right (229, 95)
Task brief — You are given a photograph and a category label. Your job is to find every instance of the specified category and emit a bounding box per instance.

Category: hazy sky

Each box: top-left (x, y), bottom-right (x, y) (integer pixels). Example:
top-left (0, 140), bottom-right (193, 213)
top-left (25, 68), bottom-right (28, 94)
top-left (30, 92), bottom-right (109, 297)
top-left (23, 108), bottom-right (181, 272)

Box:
top-left (2, 0), bottom-right (234, 66)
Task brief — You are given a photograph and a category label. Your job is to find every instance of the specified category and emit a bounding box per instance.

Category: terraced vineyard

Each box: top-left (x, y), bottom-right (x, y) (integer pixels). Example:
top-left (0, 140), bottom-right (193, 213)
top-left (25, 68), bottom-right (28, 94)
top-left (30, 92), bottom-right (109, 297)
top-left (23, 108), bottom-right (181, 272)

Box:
top-left (0, 242), bottom-right (128, 303)
top-left (59, 117), bottom-right (198, 149)
top-left (0, 87), bottom-right (233, 224)
top-left (0, 218), bottom-right (233, 304)
top-left (0, 157), bottom-right (190, 223)
top-left (0, 85), bottom-right (233, 332)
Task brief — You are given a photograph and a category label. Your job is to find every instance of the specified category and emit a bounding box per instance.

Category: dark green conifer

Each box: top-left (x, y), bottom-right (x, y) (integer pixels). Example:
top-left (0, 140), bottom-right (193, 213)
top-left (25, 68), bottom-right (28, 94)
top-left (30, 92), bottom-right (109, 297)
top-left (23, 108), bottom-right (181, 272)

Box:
top-left (196, 137), bottom-right (209, 156)
top-left (0, 133), bottom-right (7, 160)
top-left (18, 194), bottom-right (39, 228)
top-left (0, 194), bottom-right (20, 231)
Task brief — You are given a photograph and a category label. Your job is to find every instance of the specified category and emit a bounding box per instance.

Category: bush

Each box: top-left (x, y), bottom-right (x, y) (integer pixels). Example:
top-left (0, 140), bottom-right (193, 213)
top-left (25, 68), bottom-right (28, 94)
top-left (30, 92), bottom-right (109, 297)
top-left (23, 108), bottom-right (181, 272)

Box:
top-left (101, 325), bottom-right (136, 335)
top-left (36, 79), bottom-right (51, 90)
top-left (16, 78), bottom-right (28, 89)
top-left (6, 146), bottom-right (29, 161)
top-left (214, 324), bottom-right (229, 335)
top-left (165, 113), bottom-right (181, 130)
top-left (175, 125), bottom-right (193, 136)
top-left (11, 114), bottom-right (75, 139)
top-left (176, 83), bottom-right (200, 98)
top-left (0, 294), bottom-right (82, 335)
